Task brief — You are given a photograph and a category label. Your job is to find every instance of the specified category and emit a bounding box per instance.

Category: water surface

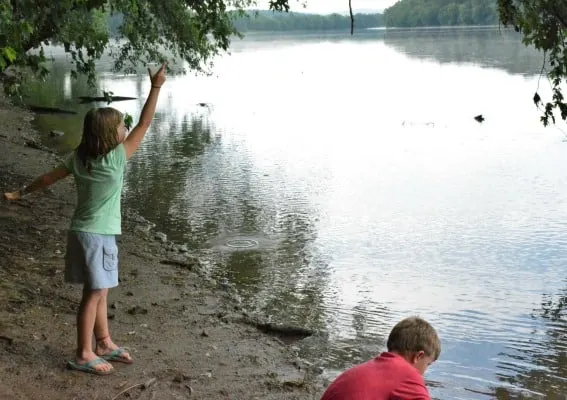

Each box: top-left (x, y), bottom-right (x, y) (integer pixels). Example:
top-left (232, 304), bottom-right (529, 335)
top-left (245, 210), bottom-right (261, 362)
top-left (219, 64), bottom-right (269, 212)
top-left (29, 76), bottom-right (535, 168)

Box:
top-left (24, 27), bottom-right (567, 399)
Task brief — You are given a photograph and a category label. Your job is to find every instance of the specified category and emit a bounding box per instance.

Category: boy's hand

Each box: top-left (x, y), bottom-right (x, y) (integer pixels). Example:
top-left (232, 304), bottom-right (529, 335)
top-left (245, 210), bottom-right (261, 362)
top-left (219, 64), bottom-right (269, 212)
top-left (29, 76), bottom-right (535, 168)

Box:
top-left (3, 191), bottom-right (21, 201)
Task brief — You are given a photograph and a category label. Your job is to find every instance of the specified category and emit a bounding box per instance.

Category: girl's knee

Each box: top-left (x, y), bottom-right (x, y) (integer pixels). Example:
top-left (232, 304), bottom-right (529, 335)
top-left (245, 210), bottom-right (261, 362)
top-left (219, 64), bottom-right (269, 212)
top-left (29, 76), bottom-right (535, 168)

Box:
top-left (82, 287), bottom-right (109, 299)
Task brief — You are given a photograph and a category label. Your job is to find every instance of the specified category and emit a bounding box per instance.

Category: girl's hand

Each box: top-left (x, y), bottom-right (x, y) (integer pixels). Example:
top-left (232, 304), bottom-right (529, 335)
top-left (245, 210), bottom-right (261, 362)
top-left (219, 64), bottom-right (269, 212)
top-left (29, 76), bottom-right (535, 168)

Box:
top-left (149, 63), bottom-right (167, 88)
top-left (3, 191), bottom-right (21, 201)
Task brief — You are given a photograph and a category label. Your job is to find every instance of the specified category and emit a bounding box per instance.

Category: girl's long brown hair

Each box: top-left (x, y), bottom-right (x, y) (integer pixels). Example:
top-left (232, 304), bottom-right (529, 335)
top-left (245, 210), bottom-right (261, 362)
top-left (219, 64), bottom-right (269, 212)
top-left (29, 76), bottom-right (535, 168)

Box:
top-left (77, 107), bottom-right (123, 172)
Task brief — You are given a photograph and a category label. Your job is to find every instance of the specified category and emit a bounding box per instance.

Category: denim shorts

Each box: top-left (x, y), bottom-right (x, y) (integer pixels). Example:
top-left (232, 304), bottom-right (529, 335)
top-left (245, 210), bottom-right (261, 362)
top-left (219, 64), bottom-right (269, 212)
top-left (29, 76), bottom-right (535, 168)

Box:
top-left (65, 232), bottom-right (119, 290)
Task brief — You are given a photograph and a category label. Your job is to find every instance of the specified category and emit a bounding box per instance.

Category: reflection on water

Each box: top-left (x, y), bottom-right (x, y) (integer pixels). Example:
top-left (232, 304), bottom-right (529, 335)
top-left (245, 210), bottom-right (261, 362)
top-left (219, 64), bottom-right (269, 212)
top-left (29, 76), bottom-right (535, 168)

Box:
top-left (22, 27), bottom-right (567, 399)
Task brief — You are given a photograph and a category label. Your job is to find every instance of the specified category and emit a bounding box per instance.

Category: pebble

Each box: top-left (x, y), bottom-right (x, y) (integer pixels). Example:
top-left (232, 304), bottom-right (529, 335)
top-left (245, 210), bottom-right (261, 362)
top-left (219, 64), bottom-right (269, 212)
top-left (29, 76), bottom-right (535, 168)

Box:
top-left (154, 232), bottom-right (167, 243)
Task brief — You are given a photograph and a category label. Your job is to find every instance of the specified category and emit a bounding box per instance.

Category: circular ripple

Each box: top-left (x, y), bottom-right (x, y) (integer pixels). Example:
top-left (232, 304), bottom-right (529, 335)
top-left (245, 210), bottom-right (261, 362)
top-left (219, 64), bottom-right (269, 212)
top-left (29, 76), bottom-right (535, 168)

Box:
top-left (225, 238), bottom-right (259, 248)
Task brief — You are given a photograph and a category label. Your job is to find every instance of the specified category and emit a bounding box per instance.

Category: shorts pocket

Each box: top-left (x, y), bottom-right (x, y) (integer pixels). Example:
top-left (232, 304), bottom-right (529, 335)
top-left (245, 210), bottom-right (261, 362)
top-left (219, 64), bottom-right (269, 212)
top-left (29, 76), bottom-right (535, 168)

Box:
top-left (103, 245), bottom-right (118, 271)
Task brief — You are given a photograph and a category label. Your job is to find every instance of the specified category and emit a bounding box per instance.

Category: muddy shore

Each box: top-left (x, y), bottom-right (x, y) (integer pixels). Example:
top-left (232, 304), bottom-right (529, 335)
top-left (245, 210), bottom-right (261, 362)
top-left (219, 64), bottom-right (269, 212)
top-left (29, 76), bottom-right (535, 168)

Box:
top-left (0, 93), bottom-right (325, 400)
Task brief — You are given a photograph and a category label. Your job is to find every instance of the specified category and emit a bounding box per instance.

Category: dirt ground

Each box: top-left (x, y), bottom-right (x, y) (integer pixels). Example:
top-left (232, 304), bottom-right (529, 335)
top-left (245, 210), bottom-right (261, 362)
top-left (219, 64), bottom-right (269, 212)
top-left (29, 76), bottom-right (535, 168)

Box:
top-left (0, 93), bottom-right (325, 400)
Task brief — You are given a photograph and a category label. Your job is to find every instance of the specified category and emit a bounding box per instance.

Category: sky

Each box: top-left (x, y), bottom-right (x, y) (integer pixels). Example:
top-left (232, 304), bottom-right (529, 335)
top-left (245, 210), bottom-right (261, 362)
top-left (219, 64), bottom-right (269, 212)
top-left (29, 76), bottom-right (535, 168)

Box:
top-left (253, 0), bottom-right (399, 14)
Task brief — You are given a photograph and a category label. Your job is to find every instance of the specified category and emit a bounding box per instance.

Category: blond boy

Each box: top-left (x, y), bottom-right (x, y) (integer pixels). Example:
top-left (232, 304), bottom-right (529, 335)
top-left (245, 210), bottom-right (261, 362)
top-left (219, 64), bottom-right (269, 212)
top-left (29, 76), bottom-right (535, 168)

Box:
top-left (320, 316), bottom-right (440, 400)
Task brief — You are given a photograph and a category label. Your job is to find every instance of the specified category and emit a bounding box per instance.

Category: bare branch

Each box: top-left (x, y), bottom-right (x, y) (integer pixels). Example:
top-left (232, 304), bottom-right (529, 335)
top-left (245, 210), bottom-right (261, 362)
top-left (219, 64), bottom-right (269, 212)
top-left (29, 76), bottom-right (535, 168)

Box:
top-left (349, 0), bottom-right (354, 35)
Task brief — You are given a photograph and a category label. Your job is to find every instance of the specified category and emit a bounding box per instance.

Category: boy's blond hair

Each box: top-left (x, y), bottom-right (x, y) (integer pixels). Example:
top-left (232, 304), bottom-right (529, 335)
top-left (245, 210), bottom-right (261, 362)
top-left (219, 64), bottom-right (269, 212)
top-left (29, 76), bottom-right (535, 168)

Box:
top-left (387, 316), bottom-right (441, 360)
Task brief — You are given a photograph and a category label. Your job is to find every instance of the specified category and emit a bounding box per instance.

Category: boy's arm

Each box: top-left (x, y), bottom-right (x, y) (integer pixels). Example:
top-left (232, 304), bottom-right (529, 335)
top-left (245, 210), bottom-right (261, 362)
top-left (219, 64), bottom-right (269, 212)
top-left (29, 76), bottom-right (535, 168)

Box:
top-left (395, 377), bottom-right (432, 400)
top-left (3, 165), bottom-right (70, 201)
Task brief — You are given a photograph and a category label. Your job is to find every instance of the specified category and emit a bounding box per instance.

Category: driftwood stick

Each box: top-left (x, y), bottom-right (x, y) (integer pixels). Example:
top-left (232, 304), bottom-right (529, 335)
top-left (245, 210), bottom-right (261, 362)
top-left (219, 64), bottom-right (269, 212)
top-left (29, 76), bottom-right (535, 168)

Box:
top-left (111, 378), bottom-right (157, 400)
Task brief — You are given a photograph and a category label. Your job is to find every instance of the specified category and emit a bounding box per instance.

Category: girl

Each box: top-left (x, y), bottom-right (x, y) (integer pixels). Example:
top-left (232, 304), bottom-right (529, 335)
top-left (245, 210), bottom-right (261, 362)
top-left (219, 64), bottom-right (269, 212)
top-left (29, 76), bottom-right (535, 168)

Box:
top-left (3, 63), bottom-right (167, 375)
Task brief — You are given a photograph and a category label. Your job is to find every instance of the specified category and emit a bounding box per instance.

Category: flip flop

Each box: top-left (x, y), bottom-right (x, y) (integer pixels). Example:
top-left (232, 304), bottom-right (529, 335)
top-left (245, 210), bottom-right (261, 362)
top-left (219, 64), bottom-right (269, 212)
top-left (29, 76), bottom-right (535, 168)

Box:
top-left (67, 357), bottom-right (114, 375)
top-left (100, 347), bottom-right (134, 364)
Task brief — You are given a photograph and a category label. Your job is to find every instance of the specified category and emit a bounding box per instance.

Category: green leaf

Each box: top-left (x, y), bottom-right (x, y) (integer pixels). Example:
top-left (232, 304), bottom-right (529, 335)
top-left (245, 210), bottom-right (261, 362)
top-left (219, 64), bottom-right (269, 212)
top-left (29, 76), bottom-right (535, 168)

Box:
top-left (1, 47), bottom-right (17, 63)
top-left (124, 113), bottom-right (134, 130)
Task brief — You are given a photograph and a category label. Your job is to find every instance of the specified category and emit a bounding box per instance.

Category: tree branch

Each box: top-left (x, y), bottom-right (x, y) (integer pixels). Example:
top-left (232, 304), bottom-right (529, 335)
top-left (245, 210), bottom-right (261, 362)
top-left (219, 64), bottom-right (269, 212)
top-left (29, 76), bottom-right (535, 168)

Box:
top-left (551, 3), bottom-right (567, 29)
top-left (349, 0), bottom-right (354, 35)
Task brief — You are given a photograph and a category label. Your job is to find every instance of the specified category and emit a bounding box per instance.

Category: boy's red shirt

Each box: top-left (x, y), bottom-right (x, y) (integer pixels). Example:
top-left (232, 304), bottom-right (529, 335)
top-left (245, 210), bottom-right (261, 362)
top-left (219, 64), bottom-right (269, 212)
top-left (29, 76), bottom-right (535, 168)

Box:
top-left (320, 352), bottom-right (431, 400)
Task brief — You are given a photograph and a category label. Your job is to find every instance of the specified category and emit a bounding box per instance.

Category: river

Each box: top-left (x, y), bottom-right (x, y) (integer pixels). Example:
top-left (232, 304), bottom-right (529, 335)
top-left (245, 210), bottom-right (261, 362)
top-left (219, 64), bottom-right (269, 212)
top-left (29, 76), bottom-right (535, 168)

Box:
top-left (23, 26), bottom-right (567, 399)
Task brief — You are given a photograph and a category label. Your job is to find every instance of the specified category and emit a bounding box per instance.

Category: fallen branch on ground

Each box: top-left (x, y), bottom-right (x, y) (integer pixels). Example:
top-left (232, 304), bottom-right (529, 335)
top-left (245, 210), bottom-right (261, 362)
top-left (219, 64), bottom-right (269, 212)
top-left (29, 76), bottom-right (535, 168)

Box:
top-left (111, 377), bottom-right (157, 400)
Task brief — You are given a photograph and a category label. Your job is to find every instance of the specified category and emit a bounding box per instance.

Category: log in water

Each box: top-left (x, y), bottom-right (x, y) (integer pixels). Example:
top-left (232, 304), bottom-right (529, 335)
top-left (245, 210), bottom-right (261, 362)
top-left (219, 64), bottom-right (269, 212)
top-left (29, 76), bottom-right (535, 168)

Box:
top-left (78, 96), bottom-right (137, 104)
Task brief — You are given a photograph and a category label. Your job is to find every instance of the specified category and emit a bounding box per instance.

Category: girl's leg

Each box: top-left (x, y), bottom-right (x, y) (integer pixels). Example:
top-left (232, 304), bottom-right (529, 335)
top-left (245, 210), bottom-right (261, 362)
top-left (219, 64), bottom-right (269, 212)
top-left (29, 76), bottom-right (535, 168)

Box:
top-left (75, 286), bottom-right (113, 373)
top-left (93, 289), bottom-right (132, 362)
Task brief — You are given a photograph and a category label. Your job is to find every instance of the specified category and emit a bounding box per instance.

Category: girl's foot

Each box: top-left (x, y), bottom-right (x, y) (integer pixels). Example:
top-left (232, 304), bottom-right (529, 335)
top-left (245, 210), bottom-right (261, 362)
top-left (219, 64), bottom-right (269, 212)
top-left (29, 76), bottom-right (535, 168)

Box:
top-left (95, 336), bottom-right (133, 364)
top-left (71, 351), bottom-right (114, 374)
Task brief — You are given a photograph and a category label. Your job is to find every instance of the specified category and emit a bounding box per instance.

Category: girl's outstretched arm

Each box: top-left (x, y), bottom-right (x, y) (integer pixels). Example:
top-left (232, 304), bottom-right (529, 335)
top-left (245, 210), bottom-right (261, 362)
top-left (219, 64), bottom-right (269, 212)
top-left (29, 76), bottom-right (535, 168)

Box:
top-left (3, 165), bottom-right (70, 201)
top-left (123, 63), bottom-right (167, 160)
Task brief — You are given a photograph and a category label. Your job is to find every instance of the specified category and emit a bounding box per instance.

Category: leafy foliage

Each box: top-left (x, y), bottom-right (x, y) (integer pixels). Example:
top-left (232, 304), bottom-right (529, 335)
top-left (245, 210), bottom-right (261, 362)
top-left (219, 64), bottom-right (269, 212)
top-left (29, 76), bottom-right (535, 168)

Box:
top-left (0, 0), bottom-right (294, 94)
top-left (1, 0), bottom-right (567, 126)
top-left (124, 113), bottom-right (133, 130)
top-left (497, 0), bottom-right (567, 126)
top-left (383, 0), bottom-right (499, 28)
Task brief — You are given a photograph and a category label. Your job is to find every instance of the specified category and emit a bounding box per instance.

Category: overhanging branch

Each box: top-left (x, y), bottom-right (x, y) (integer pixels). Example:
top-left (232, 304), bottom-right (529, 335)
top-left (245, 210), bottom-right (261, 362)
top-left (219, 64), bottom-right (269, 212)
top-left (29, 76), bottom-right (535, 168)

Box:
top-left (550, 3), bottom-right (567, 29)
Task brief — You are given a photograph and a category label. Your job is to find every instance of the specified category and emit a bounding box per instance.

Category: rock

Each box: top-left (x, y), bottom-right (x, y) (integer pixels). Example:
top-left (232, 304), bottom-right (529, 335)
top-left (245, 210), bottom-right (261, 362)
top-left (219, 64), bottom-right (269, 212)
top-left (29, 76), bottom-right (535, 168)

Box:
top-left (24, 138), bottom-right (40, 149)
top-left (200, 330), bottom-right (209, 337)
top-left (134, 224), bottom-right (152, 237)
top-left (160, 255), bottom-right (199, 270)
top-left (177, 244), bottom-right (189, 253)
top-left (154, 232), bottom-right (167, 243)
top-left (49, 130), bottom-right (64, 137)
top-left (241, 317), bottom-right (314, 342)
top-left (0, 335), bottom-right (14, 345)
top-left (127, 305), bottom-right (148, 315)
top-left (126, 291), bottom-right (134, 296)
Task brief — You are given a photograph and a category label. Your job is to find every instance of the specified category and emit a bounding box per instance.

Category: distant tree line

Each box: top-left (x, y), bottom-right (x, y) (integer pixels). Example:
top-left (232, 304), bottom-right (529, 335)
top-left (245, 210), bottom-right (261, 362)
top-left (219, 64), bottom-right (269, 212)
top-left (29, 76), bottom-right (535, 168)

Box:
top-left (107, 11), bottom-right (383, 35)
top-left (229, 10), bottom-right (383, 31)
top-left (106, 5), bottom-right (501, 35)
top-left (384, 0), bottom-right (499, 27)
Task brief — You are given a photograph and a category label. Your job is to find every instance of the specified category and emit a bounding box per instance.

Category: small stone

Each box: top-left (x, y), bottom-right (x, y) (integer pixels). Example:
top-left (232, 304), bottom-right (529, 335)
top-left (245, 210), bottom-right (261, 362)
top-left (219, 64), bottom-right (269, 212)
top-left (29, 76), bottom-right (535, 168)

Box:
top-left (127, 306), bottom-right (148, 315)
top-left (126, 291), bottom-right (134, 296)
top-left (49, 130), bottom-right (65, 137)
top-left (154, 232), bottom-right (167, 243)
top-left (200, 330), bottom-right (209, 337)
top-left (185, 384), bottom-right (194, 394)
